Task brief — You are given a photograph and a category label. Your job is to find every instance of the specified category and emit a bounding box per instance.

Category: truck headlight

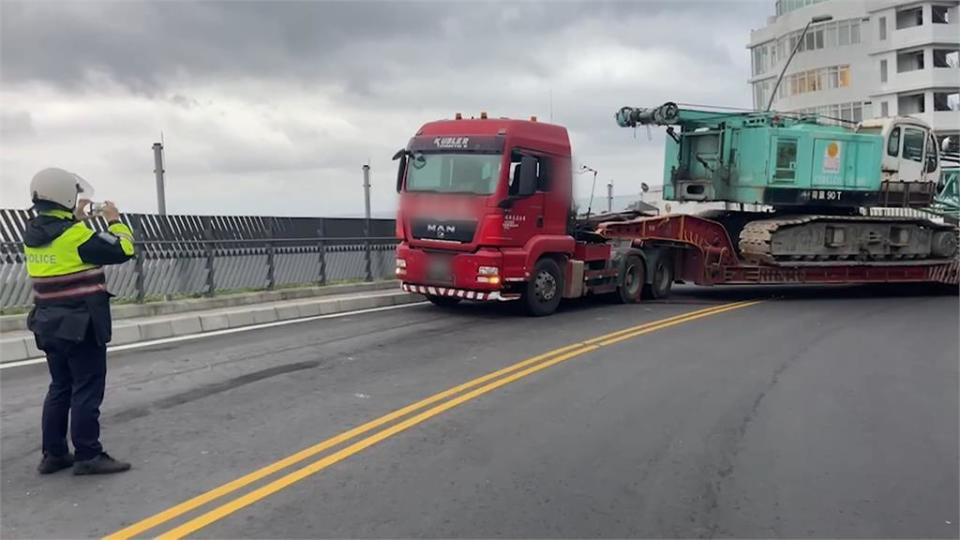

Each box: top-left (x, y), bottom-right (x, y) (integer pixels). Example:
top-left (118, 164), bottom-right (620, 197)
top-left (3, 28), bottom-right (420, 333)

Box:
top-left (477, 266), bottom-right (500, 285)
top-left (396, 259), bottom-right (407, 269)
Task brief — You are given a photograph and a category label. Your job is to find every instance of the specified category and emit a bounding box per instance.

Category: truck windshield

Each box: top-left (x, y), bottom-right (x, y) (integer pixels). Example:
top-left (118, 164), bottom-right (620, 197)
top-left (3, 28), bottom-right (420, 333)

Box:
top-left (406, 153), bottom-right (502, 195)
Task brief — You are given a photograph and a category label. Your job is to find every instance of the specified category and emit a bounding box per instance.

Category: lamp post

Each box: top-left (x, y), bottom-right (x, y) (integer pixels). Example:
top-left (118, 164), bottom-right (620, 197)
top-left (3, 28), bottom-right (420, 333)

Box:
top-left (766, 14), bottom-right (833, 112)
top-left (579, 164), bottom-right (599, 218)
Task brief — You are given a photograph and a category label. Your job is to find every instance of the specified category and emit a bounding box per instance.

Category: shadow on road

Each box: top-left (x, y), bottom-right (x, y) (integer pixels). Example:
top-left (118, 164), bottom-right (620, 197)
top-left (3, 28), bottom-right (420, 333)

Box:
top-left (427, 282), bottom-right (958, 318)
top-left (669, 282), bottom-right (959, 303)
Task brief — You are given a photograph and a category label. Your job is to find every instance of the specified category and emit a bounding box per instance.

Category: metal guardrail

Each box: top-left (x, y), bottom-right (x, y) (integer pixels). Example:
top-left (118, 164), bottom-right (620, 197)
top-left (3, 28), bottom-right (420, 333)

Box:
top-left (0, 210), bottom-right (399, 311)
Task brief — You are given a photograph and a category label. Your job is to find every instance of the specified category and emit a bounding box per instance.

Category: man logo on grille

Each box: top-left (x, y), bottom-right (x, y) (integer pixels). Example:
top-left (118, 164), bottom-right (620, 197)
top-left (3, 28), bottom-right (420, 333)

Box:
top-left (426, 223), bottom-right (456, 238)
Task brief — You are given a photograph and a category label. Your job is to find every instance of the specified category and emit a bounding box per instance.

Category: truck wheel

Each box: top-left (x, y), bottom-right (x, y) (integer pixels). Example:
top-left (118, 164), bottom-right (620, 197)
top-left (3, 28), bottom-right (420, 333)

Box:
top-left (426, 295), bottom-right (461, 307)
top-left (643, 258), bottom-right (673, 299)
top-left (617, 255), bottom-right (645, 304)
top-left (523, 258), bottom-right (563, 316)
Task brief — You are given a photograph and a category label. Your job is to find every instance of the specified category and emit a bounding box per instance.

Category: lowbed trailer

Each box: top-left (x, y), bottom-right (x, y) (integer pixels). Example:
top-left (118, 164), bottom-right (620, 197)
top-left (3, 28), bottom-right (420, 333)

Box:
top-left (598, 213), bottom-right (960, 290)
top-left (399, 209), bottom-right (958, 314)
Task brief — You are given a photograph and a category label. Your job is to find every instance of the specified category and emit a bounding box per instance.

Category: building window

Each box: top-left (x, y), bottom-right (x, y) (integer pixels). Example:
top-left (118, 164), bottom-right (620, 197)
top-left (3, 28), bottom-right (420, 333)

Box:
top-left (899, 93), bottom-right (926, 114)
top-left (752, 44), bottom-right (775, 75)
top-left (881, 101), bottom-right (889, 117)
top-left (779, 18), bottom-right (861, 57)
top-left (827, 66), bottom-right (839, 88)
top-left (824, 23), bottom-right (837, 47)
top-left (783, 64), bottom-right (852, 97)
top-left (932, 5), bottom-right (951, 24)
top-left (812, 69), bottom-right (823, 91)
top-left (897, 50), bottom-right (925, 72)
top-left (841, 103), bottom-right (852, 122)
top-left (838, 65), bottom-right (851, 87)
top-left (933, 49), bottom-right (960, 68)
top-left (754, 81), bottom-right (773, 110)
top-left (793, 101), bottom-right (869, 125)
top-left (879, 16), bottom-right (887, 40)
top-left (880, 59), bottom-right (888, 83)
top-left (934, 92), bottom-right (960, 111)
top-left (888, 127), bottom-right (901, 156)
top-left (839, 21), bottom-right (851, 45)
top-left (903, 128), bottom-right (926, 162)
top-left (896, 7), bottom-right (923, 29)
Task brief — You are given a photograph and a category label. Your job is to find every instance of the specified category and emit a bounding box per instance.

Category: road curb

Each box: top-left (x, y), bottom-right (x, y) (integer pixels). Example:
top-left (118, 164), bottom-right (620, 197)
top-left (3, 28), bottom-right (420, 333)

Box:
top-left (0, 280), bottom-right (400, 333)
top-left (0, 290), bottom-right (421, 365)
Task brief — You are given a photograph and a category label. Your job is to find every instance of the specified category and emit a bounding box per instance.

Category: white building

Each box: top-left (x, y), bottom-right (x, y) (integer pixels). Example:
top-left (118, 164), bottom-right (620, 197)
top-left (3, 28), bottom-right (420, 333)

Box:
top-left (748, 0), bottom-right (959, 148)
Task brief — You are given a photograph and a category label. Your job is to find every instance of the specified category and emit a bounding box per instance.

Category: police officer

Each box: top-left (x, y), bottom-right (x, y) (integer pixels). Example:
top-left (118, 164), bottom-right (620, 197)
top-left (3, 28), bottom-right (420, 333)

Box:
top-left (24, 168), bottom-right (135, 475)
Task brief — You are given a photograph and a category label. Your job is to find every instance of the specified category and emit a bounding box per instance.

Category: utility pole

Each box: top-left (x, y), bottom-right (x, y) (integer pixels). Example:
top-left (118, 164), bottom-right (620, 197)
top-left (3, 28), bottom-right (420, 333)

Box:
top-left (362, 163), bottom-right (372, 282)
top-left (607, 180), bottom-right (614, 213)
top-left (152, 142), bottom-right (167, 214)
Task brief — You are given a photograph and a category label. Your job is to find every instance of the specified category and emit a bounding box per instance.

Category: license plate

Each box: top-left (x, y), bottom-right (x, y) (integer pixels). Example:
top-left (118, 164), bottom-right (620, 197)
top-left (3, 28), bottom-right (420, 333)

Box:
top-left (427, 257), bottom-right (452, 283)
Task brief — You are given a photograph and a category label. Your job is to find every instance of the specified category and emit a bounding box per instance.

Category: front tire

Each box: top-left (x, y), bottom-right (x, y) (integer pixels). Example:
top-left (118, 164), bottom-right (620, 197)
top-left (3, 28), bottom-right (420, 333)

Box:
top-left (426, 295), bottom-right (461, 307)
top-left (523, 258), bottom-right (563, 316)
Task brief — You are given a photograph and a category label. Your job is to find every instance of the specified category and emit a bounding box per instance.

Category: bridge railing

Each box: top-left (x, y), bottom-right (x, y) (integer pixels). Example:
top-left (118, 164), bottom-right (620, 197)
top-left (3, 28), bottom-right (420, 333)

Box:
top-left (0, 210), bottom-right (398, 311)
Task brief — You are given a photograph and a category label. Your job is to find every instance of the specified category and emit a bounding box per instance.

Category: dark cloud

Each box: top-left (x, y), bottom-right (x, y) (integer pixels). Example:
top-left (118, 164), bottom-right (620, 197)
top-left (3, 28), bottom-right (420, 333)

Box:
top-left (0, 0), bottom-right (771, 215)
top-left (2, 1), bottom-right (764, 94)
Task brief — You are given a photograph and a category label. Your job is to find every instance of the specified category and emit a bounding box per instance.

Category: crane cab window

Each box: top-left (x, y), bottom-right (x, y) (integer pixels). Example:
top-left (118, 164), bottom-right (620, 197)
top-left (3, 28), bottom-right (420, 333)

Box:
top-left (887, 127), bottom-right (901, 157)
top-left (903, 128), bottom-right (925, 162)
top-left (926, 132), bottom-right (938, 173)
top-left (774, 139), bottom-right (798, 180)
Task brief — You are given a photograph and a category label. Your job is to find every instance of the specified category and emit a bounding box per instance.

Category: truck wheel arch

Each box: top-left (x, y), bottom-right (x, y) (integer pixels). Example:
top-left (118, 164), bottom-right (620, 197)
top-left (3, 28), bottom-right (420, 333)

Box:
top-left (521, 235), bottom-right (576, 278)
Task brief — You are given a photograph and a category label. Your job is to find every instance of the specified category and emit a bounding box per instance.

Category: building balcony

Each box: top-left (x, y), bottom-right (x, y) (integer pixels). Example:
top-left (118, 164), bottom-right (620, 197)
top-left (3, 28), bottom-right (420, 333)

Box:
top-left (871, 24), bottom-right (960, 55)
top-left (881, 68), bottom-right (960, 94)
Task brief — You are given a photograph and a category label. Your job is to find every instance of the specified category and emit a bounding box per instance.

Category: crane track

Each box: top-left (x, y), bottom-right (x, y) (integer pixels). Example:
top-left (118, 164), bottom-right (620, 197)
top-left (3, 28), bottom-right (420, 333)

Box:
top-left (738, 215), bottom-right (958, 266)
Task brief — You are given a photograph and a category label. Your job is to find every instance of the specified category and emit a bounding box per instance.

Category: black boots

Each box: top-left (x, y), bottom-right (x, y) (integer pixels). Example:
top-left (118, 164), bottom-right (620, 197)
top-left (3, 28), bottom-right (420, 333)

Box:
top-left (72, 452), bottom-right (131, 475)
top-left (37, 453), bottom-right (74, 474)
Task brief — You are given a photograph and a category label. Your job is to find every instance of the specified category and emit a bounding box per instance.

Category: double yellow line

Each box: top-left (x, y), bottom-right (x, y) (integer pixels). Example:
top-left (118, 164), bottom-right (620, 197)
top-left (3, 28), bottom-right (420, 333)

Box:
top-left (106, 299), bottom-right (760, 539)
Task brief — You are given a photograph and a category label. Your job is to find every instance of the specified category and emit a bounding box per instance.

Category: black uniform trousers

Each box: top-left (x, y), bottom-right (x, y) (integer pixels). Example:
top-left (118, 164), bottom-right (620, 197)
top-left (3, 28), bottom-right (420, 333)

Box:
top-left (39, 324), bottom-right (106, 461)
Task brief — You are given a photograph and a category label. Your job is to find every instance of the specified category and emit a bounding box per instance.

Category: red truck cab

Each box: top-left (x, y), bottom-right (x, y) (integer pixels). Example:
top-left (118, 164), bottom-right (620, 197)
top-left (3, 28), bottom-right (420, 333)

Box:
top-left (394, 115), bottom-right (628, 315)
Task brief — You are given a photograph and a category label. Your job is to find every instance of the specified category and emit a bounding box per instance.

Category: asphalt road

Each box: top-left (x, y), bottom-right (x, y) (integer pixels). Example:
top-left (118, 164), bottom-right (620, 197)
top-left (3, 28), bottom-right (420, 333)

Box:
top-left (1, 284), bottom-right (957, 539)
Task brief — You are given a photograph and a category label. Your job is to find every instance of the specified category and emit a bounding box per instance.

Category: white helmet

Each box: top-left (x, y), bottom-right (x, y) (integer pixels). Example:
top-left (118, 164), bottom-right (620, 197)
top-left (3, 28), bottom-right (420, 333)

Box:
top-left (29, 168), bottom-right (94, 209)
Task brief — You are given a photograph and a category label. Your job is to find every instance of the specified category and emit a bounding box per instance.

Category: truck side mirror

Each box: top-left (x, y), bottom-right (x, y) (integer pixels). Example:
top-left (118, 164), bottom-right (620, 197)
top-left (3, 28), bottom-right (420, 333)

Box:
top-left (517, 155), bottom-right (539, 197)
top-left (392, 149), bottom-right (406, 193)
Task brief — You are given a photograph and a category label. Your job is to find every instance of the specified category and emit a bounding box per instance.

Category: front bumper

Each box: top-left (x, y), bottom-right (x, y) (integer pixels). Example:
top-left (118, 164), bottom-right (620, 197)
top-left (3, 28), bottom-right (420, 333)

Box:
top-left (402, 283), bottom-right (520, 302)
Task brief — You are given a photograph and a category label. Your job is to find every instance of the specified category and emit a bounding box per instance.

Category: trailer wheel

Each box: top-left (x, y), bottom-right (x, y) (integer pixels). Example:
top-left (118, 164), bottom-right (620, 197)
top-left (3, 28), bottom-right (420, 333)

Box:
top-left (426, 295), bottom-right (461, 307)
top-left (617, 255), bottom-right (645, 304)
top-left (523, 258), bottom-right (563, 316)
top-left (644, 258), bottom-right (673, 299)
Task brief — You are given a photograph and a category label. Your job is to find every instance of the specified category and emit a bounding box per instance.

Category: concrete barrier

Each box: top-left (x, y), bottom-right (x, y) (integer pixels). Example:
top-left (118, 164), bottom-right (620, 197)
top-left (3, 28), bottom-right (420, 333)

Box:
top-left (0, 289), bottom-right (421, 365)
top-left (0, 280), bottom-right (401, 333)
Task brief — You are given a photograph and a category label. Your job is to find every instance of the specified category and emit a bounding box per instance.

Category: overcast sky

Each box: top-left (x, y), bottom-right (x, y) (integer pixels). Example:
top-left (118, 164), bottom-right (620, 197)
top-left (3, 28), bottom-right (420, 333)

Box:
top-left (1, 1), bottom-right (772, 217)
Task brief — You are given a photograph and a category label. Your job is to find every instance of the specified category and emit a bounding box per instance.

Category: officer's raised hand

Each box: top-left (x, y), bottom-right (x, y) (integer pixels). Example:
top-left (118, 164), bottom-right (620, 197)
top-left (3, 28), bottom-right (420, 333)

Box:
top-left (74, 198), bottom-right (92, 220)
top-left (101, 201), bottom-right (120, 223)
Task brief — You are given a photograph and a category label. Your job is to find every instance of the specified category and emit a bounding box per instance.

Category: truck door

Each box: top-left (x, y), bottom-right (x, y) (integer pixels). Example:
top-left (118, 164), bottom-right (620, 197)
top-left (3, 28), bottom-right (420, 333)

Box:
top-left (500, 150), bottom-right (545, 246)
top-left (899, 126), bottom-right (928, 182)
